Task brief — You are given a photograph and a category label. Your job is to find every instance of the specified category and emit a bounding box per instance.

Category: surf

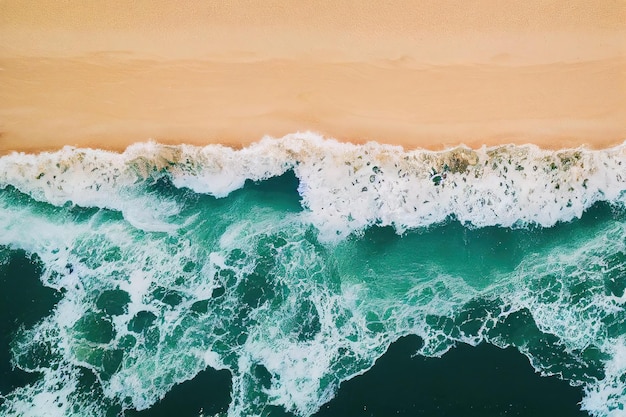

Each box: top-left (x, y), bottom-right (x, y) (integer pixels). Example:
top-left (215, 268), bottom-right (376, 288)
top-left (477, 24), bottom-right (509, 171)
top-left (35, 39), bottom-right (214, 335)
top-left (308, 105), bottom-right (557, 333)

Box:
top-left (0, 133), bottom-right (625, 417)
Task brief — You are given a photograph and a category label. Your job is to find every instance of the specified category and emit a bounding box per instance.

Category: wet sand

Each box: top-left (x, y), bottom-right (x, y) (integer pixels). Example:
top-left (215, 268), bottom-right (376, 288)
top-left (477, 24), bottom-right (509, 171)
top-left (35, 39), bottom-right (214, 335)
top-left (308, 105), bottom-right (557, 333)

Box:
top-left (1, 1), bottom-right (625, 154)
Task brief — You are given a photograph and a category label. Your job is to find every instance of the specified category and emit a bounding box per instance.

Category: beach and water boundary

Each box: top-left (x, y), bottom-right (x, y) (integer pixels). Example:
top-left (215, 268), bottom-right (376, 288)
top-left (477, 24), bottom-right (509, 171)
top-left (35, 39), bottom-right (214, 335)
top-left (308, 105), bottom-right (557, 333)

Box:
top-left (1, 1), bottom-right (625, 416)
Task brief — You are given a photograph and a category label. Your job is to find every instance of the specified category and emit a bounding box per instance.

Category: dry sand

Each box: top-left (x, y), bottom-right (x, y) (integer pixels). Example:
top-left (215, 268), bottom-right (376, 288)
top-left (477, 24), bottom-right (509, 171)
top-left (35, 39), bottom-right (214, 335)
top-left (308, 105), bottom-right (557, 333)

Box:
top-left (0, 0), bottom-right (625, 154)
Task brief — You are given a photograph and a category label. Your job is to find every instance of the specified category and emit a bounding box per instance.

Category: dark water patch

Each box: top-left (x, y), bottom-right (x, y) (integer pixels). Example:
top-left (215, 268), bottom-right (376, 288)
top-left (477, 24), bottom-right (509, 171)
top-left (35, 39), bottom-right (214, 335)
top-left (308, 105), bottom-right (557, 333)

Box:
top-left (0, 249), bottom-right (61, 395)
top-left (248, 170), bottom-right (300, 198)
top-left (315, 335), bottom-right (586, 417)
top-left (582, 200), bottom-right (626, 224)
top-left (488, 308), bottom-right (605, 383)
top-left (96, 289), bottom-right (131, 316)
top-left (238, 269), bottom-right (276, 309)
top-left (74, 312), bottom-right (116, 344)
top-left (520, 200), bottom-right (625, 249)
top-left (243, 170), bottom-right (302, 213)
top-left (128, 311), bottom-right (157, 334)
top-left (11, 334), bottom-right (56, 373)
top-left (126, 367), bottom-right (231, 417)
top-left (152, 286), bottom-right (184, 307)
top-left (74, 366), bottom-right (125, 417)
top-left (291, 299), bottom-right (321, 342)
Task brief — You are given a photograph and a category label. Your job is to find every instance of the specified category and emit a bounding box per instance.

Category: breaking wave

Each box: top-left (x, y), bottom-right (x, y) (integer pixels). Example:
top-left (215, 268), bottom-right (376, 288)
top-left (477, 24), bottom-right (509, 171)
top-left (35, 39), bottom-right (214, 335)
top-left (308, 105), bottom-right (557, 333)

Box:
top-left (0, 133), bottom-right (625, 416)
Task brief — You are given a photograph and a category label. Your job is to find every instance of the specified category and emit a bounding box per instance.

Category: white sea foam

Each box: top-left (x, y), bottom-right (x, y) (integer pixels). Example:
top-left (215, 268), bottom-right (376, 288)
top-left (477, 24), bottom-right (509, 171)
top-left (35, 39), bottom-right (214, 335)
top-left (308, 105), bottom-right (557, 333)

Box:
top-left (162, 133), bottom-right (626, 240)
top-left (0, 144), bottom-right (182, 232)
top-left (2, 133), bottom-right (624, 239)
top-left (582, 336), bottom-right (626, 417)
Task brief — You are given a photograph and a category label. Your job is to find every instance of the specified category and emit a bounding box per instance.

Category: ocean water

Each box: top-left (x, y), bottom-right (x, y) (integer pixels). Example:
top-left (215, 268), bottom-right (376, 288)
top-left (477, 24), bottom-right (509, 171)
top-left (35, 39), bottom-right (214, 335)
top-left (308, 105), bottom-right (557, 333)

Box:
top-left (0, 133), bottom-right (624, 417)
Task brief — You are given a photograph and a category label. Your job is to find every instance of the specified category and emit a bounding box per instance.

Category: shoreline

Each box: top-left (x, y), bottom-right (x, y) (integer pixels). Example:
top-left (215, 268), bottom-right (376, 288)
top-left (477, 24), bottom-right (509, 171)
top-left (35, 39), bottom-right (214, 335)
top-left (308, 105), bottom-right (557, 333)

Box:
top-left (2, 133), bottom-right (625, 160)
top-left (1, 1), bottom-right (625, 155)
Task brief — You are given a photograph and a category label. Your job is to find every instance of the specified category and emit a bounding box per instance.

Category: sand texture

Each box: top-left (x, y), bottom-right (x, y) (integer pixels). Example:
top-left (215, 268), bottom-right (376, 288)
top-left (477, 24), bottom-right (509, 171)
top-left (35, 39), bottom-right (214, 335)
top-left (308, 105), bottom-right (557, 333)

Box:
top-left (1, 0), bottom-right (625, 153)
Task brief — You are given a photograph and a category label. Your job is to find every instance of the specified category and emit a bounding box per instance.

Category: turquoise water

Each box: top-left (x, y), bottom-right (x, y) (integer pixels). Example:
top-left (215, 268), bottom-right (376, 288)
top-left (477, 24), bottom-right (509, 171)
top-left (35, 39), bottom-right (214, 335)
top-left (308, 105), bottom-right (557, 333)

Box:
top-left (0, 134), bottom-right (625, 416)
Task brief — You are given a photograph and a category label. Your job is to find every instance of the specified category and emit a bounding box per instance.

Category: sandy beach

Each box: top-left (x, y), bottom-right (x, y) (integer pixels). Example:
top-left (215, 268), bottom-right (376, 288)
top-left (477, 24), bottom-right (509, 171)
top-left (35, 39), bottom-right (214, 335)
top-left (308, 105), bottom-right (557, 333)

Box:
top-left (0, 0), bottom-right (625, 154)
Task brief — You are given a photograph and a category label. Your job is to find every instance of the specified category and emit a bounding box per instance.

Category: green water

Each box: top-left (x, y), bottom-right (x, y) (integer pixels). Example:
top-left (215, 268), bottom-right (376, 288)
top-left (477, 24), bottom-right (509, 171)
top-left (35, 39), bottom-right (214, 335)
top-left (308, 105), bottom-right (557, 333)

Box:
top-left (0, 138), bottom-right (625, 417)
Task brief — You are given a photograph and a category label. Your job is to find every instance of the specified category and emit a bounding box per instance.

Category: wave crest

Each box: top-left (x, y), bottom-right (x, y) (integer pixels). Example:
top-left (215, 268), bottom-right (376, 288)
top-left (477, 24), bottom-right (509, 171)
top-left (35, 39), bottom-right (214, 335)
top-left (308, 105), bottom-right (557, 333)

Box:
top-left (1, 133), bottom-right (625, 239)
